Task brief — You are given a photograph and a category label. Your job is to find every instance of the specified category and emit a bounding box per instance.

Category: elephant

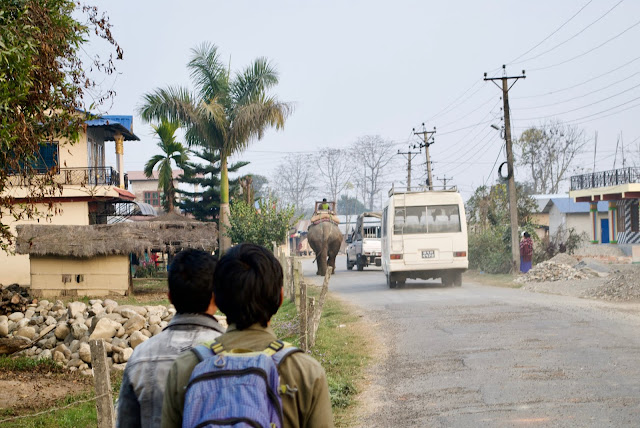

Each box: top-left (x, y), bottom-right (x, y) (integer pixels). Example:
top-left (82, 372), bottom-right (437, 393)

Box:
top-left (307, 221), bottom-right (342, 276)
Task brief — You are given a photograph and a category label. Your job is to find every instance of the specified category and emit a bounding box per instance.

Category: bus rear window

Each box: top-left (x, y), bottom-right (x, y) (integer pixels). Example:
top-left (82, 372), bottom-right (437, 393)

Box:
top-left (393, 205), bottom-right (461, 234)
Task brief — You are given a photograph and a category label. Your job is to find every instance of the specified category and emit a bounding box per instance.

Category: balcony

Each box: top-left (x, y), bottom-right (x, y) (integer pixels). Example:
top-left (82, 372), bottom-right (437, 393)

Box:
top-left (570, 167), bottom-right (640, 191)
top-left (8, 167), bottom-right (128, 190)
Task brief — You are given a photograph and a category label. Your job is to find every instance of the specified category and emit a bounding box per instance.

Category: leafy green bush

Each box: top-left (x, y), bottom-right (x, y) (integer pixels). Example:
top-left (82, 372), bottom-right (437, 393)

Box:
top-left (468, 226), bottom-right (512, 273)
top-left (227, 196), bottom-right (296, 249)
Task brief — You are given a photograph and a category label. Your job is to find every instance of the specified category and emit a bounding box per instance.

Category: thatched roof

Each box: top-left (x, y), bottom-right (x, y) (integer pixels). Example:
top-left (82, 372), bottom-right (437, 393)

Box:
top-left (16, 221), bottom-right (218, 257)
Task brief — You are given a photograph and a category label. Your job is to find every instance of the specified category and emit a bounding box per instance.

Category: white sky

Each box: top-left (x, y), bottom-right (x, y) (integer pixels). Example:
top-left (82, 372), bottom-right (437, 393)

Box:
top-left (92, 0), bottom-right (640, 203)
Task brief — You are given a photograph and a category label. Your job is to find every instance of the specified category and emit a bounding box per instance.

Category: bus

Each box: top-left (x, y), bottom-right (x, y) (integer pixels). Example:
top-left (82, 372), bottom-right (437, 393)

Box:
top-left (381, 185), bottom-right (468, 288)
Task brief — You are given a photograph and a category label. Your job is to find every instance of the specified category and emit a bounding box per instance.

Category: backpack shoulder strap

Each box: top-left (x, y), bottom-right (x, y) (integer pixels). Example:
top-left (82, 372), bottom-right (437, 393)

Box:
top-left (191, 339), bottom-right (226, 362)
top-left (266, 340), bottom-right (303, 368)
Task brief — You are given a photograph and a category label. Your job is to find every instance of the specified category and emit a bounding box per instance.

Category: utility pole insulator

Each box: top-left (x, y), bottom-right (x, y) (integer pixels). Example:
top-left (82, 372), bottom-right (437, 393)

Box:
top-left (414, 125), bottom-right (436, 190)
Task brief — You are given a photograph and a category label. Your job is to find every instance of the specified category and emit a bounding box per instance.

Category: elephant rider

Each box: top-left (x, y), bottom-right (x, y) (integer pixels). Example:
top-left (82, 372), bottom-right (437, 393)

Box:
top-left (320, 198), bottom-right (330, 211)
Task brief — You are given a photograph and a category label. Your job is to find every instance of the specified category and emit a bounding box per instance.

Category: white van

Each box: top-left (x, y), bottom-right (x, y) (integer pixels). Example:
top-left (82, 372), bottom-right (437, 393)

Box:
top-left (381, 185), bottom-right (468, 288)
top-left (346, 212), bottom-right (382, 270)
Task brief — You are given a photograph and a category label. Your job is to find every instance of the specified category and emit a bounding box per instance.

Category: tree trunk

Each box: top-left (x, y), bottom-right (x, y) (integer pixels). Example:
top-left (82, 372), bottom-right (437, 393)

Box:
top-left (219, 154), bottom-right (231, 253)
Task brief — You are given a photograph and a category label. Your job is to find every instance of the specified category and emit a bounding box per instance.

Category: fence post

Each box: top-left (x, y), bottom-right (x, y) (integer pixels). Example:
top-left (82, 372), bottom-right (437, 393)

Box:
top-left (90, 339), bottom-right (115, 428)
top-left (308, 266), bottom-right (332, 348)
top-left (299, 279), bottom-right (308, 352)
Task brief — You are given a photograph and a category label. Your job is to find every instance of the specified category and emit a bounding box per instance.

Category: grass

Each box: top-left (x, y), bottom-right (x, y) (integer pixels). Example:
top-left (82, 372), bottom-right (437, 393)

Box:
top-left (272, 289), bottom-right (372, 427)
top-left (0, 356), bottom-right (63, 372)
top-left (464, 269), bottom-right (520, 288)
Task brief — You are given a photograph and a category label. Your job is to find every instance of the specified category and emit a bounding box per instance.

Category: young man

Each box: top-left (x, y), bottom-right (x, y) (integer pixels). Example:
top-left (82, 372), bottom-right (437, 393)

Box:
top-left (117, 249), bottom-right (225, 428)
top-left (162, 243), bottom-right (334, 428)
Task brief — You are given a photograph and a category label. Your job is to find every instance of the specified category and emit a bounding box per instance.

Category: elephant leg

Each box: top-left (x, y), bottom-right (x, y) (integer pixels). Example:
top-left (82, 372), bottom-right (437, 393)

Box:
top-left (317, 248), bottom-right (327, 276)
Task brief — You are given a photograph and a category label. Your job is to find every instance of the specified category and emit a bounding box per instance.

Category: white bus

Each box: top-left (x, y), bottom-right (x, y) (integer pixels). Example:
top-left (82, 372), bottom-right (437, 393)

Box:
top-left (381, 185), bottom-right (468, 288)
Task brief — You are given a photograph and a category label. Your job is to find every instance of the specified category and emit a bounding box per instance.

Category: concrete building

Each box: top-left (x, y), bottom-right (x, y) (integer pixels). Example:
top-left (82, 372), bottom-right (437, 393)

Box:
top-left (0, 115), bottom-right (143, 285)
top-left (127, 169), bottom-right (184, 212)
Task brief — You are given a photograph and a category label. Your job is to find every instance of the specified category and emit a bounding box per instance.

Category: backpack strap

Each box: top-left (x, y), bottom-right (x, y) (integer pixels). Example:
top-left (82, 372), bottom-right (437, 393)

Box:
top-left (266, 340), bottom-right (303, 368)
top-left (191, 339), bottom-right (226, 362)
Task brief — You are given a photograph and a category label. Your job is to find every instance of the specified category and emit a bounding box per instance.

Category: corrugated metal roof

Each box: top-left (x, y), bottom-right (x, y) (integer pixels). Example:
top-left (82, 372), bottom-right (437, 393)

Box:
top-left (550, 197), bottom-right (608, 213)
top-left (86, 115), bottom-right (139, 141)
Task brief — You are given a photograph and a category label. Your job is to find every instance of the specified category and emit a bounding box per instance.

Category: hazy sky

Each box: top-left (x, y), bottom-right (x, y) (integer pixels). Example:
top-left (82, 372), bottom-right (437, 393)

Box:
top-left (91, 0), bottom-right (640, 203)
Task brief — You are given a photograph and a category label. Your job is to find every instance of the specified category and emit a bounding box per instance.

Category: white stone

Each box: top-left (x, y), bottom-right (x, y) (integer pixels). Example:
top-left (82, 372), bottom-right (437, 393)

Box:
top-left (130, 331), bottom-right (149, 349)
top-left (45, 316), bottom-right (57, 326)
top-left (8, 312), bottom-right (24, 321)
top-left (103, 299), bottom-right (118, 307)
top-left (51, 301), bottom-right (65, 311)
top-left (89, 318), bottom-right (117, 340)
top-left (16, 326), bottom-right (36, 340)
top-left (148, 315), bottom-right (161, 325)
top-left (116, 326), bottom-right (125, 338)
top-left (54, 323), bottom-right (70, 340)
top-left (148, 325), bottom-right (162, 336)
top-left (89, 304), bottom-right (105, 316)
top-left (121, 347), bottom-right (134, 362)
top-left (71, 322), bottom-right (88, 340)
top-left (159, 321), bottom-right (169, 329)
top-left (70, 340), bottom-right (80, 353)
top-left (0, 321), bottom-right (8, 337)
top-left (112, 363), bottom-right (127, 372)
top-left (67, 358), bottom-right (83, 368)
top-left (78, 343), bottom-right (92, 364)
top-left (24, 309), bottom-right (35, 319)
top-left (53, 350), bottom-right (66, 364)
top-left (55, 343), bottom-right (71, 358)
top-left (0, 315), bottom-right (7, 323)
top-left (84, 318), bottom-right (93, 329)
top-left (114, 305), bottom-right (147, 317)
top-left (38, 349), bottom-right (53, 360)
top-left (123, 314), bottom-right (146, 335)
top-left (67, 302), bottom-right (87, 318)
top-left (141, 329), bottom-right (152, 338)
top-left (16, 318), bottom-right (30, 329)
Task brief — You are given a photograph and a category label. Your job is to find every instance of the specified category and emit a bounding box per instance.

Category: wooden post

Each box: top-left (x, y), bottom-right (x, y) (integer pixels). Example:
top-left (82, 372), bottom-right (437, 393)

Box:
top-left (90, 339), bottom-right (115, 428)
top-left (299, 279), bottom-right (308, 352)
top-left (308, 266), bottom-right (332, 348)
top-left (293, 259), bottom-right (303, 307)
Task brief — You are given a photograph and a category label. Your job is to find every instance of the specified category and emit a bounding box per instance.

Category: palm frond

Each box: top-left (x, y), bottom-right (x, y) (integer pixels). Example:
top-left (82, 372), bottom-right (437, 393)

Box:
top-left (138, 86), bottom-right (198, 126)
top-left (230, 57), bottom-right (279, 106)
top-left (188, 42), bottom-right (229, 103)
top-left (144, 155), bottom-right (165, 178)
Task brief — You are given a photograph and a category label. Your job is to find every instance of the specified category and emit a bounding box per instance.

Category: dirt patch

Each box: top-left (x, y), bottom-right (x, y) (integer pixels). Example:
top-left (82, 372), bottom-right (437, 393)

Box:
top-left (582, 265), bottom-right (640, 302)
top-left (0, 370), bottom-right (93, 413)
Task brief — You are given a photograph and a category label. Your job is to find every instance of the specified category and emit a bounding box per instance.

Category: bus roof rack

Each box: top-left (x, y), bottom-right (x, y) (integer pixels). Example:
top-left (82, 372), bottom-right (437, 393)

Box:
top-left (388, 183), bottom-right (458, 197)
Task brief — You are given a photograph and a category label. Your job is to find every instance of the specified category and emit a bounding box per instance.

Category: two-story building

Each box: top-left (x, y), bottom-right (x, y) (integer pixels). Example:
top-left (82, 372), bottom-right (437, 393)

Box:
top-left (569, 167), bottom-right (640, 247)
top-left (128, 169), bottom-right (185, 213)
top-left (1, 115), bottom-right (144, 285)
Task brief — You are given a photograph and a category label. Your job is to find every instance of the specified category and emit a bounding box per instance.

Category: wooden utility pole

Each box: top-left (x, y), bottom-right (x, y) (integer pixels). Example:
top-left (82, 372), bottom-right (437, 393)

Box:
top-left (437, 175), bottom-right (453, 189)
top-left (484, 65), bottom-right (526, 273)
top-left (413, 124), bottom-right (436, 190)
top-left (397, 148), bottom-right (419, 190)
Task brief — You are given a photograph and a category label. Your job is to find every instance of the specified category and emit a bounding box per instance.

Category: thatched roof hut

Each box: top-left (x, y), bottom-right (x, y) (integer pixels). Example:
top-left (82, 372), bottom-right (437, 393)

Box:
top-left (16, 220), bottom-right (218, 257)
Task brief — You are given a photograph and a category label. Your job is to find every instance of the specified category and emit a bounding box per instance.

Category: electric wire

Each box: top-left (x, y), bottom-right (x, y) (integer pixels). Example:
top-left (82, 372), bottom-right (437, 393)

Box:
top-left (512, 0), bottom-right (623, 65)
top-left (517, 70), bottom-right (640, 109)
top-left (483, 143), bottom-right (506, 188)
top-left (529, 17), bottom-right (640, 72)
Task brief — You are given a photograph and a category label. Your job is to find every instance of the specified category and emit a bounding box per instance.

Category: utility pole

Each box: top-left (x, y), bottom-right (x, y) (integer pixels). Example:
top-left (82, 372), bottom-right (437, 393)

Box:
top-left (397, 148), bottom-right (419, 191)
top-left (413, 124), bottom-right (436, 190)
top-left (484, 65), bottom-right (526, 274)
top-left (437, 175), bottom-right (453, 190)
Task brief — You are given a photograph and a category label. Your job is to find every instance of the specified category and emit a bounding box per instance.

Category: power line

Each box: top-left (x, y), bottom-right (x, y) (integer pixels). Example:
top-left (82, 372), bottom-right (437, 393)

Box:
top-left (517, 70), bottom-right (640, 109)
top-left (512, 0), bottom-right (623, 65)
top-left (516, 55), bottom-right (640, 99)
top-left (507, 0), bottom-right (594, 64)
top-left (530, 17), bottom-right (640, 72)
top-left (483, 143), bottom-right (506, 188)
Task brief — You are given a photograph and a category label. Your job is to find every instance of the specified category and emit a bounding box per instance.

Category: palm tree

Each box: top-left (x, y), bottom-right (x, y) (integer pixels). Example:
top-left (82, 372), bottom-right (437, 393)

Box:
top-left (139, 42), bottom-right (292, 252)
top-left (143, 120), bottom-right (188, 213)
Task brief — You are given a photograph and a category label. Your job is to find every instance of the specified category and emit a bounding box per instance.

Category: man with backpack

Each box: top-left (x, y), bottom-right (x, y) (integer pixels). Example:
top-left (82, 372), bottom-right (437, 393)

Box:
top-left (162, 243), bottom-right (334, 428)
top-left (117, 249), bottom-right (226, 428)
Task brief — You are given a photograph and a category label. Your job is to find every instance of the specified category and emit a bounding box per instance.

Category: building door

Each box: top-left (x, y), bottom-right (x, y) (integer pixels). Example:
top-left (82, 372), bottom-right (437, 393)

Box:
top-left (601, 219), bottom-right (609, 243)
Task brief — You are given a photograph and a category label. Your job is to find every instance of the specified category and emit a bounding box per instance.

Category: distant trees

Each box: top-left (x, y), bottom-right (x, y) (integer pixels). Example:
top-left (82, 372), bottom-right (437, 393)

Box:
top-left (517, 121), bottom-right (586, 194)
top-left (143, 121), bottom-right (188, 212)
top-left (350, 135), bottom-right (396, 210)
top-left (317, 148), bottom-right (352, 203)
top-left (272, 154), bottom-right (317, 216)
top-left (227, 197), bottom-right (295, 249)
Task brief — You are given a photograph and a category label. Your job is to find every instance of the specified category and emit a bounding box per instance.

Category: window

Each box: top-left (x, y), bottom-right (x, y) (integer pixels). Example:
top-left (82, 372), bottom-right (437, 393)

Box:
top-left (382, 207), bottom-right (388, 237)
top-left (631, 200), bottom-right (639, 233)
top-left (393, 205), bottom-right (461, 234)
top-left (144, 191), bottom-right (161, 207)
top-left (34, 142), bottom-right (59, 172)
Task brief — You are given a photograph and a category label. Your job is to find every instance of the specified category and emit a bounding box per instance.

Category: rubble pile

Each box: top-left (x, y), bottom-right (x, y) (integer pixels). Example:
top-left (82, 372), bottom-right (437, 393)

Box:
top-left (0, 284), bottom-right (34, 316)
top-left (515, 260), bottom-right (591, 283)
top-left (0, 294), bottom-right (178, 376)
top-left (582, 266), bottom-right (640, 301)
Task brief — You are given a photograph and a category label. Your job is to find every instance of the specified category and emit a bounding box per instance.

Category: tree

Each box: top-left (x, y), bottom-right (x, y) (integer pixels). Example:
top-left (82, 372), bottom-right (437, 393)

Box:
top-left (316, 148), bottom-right (352, 203)
top-left (143, 120), bottom-right (188, 212)
top-left (177, 147), bottom-right (247, 222)
top-left (227, 197), bottom-right (296, 250)
top-left (336, 194), bottom-right (366, 216)
top-left (139, 43), bottom-right (292, 252)
top-left (517, 120), bottom-right (586, 194)
top-left (272, 154), bottom-right (316, 216)
top-left (0, 0), bottom-right (121, 251)
top-left (350, 135), bottom-right (396, 210)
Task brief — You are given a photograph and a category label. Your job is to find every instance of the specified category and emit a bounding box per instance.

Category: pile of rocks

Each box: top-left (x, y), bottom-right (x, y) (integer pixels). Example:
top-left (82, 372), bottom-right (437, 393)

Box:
top-left (0, 284), bottom-right (34, 315)
top-left (0, 298), bottom-right (176, 376)
top-left (582, 266), bottom-right (640, 301)
top-left (515, 260), bottom-right (591, 283)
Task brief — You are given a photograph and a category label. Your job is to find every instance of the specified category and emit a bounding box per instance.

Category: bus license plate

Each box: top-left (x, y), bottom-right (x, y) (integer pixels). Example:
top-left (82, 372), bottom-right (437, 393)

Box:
top-left (422, 250), bottom-right (435, 259)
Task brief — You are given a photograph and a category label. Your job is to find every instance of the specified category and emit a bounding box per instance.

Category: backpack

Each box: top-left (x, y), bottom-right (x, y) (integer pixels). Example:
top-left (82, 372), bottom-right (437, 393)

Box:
top-left (183, 339), bottom-right (302, 428)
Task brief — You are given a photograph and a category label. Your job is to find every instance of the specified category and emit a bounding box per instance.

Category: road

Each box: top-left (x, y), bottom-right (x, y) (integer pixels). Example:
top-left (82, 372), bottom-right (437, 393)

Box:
top-left (302, 255), bottom-right (640, 427)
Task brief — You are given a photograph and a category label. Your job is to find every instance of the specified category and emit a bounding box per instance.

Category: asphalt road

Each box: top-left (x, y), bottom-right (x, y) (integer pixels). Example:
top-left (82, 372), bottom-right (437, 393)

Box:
top-left (302, 255), bottom-right (640, 427)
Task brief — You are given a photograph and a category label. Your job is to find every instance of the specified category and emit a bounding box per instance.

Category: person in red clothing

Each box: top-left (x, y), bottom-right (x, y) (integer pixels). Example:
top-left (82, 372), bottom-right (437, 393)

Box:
top-left (520, 232), bottom-right (533, 273)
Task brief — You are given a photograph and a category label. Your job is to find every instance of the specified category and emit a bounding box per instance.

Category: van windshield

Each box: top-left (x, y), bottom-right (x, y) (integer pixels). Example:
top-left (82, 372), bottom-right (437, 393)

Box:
top-left (393, 205), bottom-right (461, 234)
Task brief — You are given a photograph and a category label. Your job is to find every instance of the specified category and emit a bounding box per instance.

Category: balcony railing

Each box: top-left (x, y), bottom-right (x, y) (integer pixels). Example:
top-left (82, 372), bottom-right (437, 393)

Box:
top-left (8, 167), bottom-right (128, 190)
top-left (570, 167), bottom-right (640, 191)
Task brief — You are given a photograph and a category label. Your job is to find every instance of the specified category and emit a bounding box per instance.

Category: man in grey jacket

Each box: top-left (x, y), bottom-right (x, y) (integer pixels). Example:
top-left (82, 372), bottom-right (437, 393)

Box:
top-left (116, 249), bottom-right (225, 428)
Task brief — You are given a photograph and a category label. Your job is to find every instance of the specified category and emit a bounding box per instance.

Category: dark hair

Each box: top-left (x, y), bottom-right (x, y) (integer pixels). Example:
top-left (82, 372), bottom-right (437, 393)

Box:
top-left (168, 249), bottom-right (217, 313)
top-left (322, 198), bottom-right (327, 202)
top-left (524, 232), bottom-right (530, 238)
top-left (213, 243), bottom-right (282, 330)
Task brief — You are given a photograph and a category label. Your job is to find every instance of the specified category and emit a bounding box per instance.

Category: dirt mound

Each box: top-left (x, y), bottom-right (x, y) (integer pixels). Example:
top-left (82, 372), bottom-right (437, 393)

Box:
top-left (515, 260), bottom-right (591, 283)
top-left (549, 253), bottom-right (578, 267)
top-left (582, 265), bottom-right (640, 301)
